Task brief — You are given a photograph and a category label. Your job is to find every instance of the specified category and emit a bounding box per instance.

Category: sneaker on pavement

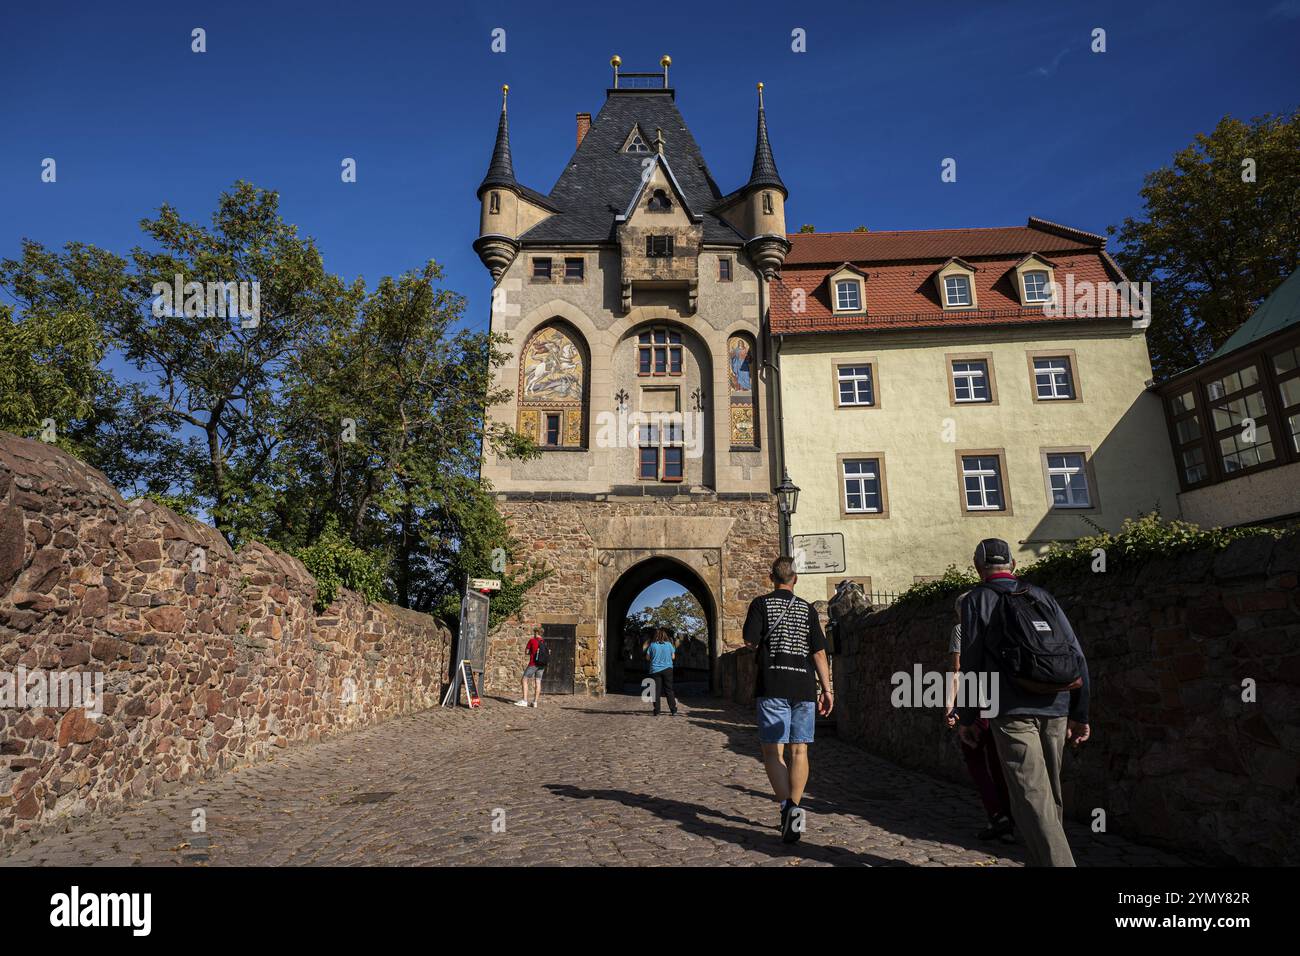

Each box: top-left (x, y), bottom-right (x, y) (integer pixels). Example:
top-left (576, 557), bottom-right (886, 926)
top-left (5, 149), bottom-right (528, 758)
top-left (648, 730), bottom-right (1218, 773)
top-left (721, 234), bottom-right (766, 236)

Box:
top-left (514, 700), bottom-right (529, 707)
top-left (782, 804), bottom-right (805, 844)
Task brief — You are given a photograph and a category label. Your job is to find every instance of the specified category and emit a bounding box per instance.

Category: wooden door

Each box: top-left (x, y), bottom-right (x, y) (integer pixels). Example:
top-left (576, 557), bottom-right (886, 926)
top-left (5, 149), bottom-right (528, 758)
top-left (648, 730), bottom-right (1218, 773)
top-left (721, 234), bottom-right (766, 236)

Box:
top-left (540, 624), bottom-right (576, 694)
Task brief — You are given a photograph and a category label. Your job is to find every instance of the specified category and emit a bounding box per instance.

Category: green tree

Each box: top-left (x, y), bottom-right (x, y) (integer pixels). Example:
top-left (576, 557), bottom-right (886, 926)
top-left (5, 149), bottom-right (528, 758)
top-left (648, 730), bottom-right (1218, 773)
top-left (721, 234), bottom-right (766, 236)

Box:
top-left (272, 260), bottom-right (540, 615)
top-left (1110, 110), bottom-right (1300, 379)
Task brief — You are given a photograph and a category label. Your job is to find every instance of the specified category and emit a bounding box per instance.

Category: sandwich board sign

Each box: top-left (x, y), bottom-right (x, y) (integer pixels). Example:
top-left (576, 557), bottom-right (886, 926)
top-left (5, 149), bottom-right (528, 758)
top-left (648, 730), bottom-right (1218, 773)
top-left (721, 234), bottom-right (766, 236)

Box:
top-left (459, 660), bottom-right (481, 708)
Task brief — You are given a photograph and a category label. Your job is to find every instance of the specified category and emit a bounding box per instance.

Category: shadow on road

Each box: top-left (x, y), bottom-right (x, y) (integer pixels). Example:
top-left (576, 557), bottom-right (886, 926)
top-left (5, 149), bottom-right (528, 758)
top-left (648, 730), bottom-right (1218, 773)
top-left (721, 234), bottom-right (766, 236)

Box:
top-left (544, 783), bottom-right (908, 867)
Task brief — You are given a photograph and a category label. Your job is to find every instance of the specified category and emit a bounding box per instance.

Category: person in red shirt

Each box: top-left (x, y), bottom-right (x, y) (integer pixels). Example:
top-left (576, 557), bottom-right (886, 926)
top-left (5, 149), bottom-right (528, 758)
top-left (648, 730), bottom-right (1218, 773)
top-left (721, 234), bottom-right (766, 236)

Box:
top-left (516, 628), bottom-right (546, 708)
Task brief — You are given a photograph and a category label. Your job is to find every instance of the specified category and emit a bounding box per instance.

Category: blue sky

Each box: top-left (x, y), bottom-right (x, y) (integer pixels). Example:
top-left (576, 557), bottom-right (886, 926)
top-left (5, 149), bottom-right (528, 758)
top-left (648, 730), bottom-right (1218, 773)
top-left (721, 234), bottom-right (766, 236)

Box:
top-left (3, 0), bottom-right (1297, 600)
top-left (4, 0), bottom-right (1298, 333)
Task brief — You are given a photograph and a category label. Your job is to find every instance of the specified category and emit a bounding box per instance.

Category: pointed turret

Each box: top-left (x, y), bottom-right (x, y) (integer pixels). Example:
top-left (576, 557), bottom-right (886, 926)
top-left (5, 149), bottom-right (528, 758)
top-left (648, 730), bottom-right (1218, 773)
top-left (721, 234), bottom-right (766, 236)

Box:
top-left (477, 86), bottom-right (517, 198)
top-left (746, 83), bottom-right (787, 197)
top-left (473, 85), bottom-right (557, 281)
top-left (741, 83), bottom-right (790, 279)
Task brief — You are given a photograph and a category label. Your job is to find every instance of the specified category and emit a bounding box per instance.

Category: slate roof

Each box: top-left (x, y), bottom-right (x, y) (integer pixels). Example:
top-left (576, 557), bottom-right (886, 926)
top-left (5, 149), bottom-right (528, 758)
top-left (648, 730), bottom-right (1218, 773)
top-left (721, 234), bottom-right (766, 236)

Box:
top-left (477, 106), bottom-right (516, 197)
top-left (518, 91), bottom-right (745, 245)
top-left (1210, 268), bottom-right (1300, 359)
top-left (772, 219), bottom-right (1128, 335)
top-left (745, 104), bottom-right (786, 195)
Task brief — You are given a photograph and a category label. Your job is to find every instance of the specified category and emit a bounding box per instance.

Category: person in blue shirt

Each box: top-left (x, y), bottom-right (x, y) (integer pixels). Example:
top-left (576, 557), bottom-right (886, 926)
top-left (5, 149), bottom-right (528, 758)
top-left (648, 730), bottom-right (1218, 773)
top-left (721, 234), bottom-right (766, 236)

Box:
top-left (645, 627), bottom-right (678, 716)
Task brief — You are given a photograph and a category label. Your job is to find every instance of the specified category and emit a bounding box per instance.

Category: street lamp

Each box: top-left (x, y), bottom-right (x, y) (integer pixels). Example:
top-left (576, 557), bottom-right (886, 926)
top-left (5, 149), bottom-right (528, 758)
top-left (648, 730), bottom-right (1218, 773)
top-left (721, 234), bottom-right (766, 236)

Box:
top-left (775, 470), bottom-right (800, 557)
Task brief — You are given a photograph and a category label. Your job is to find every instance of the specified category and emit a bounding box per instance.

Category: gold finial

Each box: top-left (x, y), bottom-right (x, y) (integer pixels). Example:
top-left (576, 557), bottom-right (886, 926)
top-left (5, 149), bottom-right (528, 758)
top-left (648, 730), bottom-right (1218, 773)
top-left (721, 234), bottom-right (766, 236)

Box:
top-left (501, 84), bottom-right (509, 107)
top-left (757, 82), bottom-right (765, 108)
top-left (611, 54), bottom-right (622, 67)
top-left (660, 54), bottom-right (672, 67)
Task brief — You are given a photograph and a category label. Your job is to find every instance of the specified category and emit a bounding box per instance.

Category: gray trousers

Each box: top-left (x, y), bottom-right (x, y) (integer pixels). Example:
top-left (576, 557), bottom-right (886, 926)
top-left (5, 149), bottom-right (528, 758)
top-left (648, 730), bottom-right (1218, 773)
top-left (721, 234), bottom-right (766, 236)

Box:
top-left (991, 715), bottom-right (1076, 867)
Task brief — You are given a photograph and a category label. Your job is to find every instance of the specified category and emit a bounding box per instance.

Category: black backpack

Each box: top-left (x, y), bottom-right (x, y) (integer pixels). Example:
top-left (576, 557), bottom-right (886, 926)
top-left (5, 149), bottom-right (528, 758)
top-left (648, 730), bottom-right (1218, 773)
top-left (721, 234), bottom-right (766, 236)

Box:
top-left (533, 638), bottom-right (550, 668)
top-left (979, 584), bottom-right (1083, 694)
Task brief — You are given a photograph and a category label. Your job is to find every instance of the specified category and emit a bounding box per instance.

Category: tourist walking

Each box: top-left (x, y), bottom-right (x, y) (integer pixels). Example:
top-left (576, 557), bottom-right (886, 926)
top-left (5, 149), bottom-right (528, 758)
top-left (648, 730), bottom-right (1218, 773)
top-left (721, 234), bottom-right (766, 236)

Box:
top-left (645, 627), bottom-right (678, 716)
top-left (956, 538), bottom-right (1091, 866)
top-left (742, 556), bottom-right (833, 843)
top-left (945, 591), bottom-right (1014, 843)
top-left (516, 628), bottom-right (548, 708)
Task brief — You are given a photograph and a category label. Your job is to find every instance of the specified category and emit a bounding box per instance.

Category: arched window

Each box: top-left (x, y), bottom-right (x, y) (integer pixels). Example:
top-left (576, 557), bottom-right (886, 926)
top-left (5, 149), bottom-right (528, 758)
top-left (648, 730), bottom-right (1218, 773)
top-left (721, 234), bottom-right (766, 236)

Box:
top-left (648, 189), bottom-right (671, 211)
top-left (518, 322), bottom-right (587, 449)
top-left (728, 333), bottom-right (758, 449)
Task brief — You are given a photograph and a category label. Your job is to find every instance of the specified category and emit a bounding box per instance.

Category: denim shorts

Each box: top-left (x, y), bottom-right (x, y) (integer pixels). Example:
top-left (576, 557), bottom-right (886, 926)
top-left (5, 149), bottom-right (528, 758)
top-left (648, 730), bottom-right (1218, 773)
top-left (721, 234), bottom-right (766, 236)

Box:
top-left (523, 665), bottom-right (545, 679)
top-left (756, 696), bottom-right (816, 744)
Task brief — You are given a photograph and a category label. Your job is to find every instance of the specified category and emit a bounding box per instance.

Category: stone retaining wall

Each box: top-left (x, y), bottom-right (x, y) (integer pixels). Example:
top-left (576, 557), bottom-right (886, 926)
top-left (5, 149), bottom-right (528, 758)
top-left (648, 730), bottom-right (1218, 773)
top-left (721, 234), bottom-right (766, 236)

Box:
top-left (830, 533), bottom-right (1300, 865)
top-left (0, 434), bottom-right (451, 850)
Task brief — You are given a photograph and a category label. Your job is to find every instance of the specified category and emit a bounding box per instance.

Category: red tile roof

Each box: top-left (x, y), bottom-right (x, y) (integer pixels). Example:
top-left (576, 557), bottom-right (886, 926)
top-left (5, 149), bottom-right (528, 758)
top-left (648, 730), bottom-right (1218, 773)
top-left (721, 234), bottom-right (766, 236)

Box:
top-left (772, 218), bottom-right (1130, 335)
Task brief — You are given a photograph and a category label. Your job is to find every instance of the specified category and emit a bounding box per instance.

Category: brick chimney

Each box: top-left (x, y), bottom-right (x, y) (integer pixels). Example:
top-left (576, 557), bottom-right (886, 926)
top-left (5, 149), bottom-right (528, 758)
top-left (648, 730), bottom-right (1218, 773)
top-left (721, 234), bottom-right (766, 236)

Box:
top-left (576, 112), bottom-right (591, 148)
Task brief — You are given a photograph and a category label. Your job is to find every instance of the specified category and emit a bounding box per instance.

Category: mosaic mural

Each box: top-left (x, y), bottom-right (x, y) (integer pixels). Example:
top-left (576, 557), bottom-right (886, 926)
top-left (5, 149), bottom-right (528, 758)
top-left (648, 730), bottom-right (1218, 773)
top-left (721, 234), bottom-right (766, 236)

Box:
top-left (728, 334), bottom-right (757, 448)
top-left (522, 325), bottom-right (584, 401)
top-left (519, 324), bottom-right (585, 447)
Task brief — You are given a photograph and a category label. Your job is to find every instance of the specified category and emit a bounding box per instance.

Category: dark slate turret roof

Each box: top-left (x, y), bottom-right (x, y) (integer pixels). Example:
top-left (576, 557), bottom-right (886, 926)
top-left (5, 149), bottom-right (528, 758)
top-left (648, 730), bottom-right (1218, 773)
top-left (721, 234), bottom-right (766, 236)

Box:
top-left (745, 103), bottom-right (786, 196)
top-left (478, 105), bottom-right (517, 197)
top-left (519, 91), bottom-right (745, 245)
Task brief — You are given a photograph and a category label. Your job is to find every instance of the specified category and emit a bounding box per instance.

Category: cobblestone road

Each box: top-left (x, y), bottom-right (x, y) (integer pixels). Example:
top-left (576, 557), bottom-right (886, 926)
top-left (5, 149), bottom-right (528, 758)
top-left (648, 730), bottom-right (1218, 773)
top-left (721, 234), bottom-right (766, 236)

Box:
top-left (2, 693), bottom-right (1185, 866)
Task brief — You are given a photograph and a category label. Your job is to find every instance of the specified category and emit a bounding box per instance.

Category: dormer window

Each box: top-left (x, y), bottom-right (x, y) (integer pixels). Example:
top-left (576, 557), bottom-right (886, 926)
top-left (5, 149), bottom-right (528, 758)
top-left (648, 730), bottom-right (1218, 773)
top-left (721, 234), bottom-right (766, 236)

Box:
top-left (625, 131), bottom-right (650, 153)
top-left (827, 263), bottom-right (868, 314)
top-left (835, 280), bottom-right (861, 311)
top-left (935, 258), bottom-right (978, 310)
top-left (944, 275), bottom-right (972, 307)
top-left (648, 189), bottom-right (671, 211)
top-left (1014, 254), bottom-right (1057, 306)
top-left (646, 235), bottom-right (674, 258)
top-left (1023, 271), bottom-right (1051, 303)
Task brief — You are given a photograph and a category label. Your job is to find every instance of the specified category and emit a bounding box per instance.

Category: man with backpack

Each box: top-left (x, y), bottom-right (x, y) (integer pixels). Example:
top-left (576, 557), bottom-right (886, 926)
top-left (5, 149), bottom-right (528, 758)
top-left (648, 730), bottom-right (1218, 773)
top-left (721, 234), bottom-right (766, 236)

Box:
top-left (516, 627), bottom-right (549, 708)
top-left (957, 538), bottom-right (1091, 866)
top-left (742, 556), bottom-right (833, 844)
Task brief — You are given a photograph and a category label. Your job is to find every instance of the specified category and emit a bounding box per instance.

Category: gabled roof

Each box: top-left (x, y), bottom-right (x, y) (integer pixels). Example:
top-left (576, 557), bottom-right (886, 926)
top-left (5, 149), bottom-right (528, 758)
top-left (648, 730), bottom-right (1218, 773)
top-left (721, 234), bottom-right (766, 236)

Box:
top-left (518, 91), bottom-right (744, 245)
top-left (771, 219), bottom-right (1127, 335)
top-left (785, 220), bottom-right (1103, 266)
top-left (615, 153), bottom-right (703, 224)
top-left (1211, 269), bottom-right (1300, 359)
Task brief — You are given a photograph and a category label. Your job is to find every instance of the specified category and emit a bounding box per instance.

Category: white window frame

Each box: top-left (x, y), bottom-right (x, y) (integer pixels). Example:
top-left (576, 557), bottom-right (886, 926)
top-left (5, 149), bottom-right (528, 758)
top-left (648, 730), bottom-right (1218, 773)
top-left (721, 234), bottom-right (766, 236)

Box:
top-left (842, 459), bottom-right (883, 514)
top-left (1045, 452), bottom-right (1091, 508)
top-left (835, 280), bottom-right (862, 312)
top-left (1022, 270), bottom-right (1052, 303)
top-left (943, 274), bottom-right (972, 308)
top-left (952, 360), bottom-right (990, 403)
top-left (962, 455), bottom-right (1004, 511)
top-left (837, 365), bottom-right (875, 406)
top-left (1034, 356), bottom-right (1074, 400)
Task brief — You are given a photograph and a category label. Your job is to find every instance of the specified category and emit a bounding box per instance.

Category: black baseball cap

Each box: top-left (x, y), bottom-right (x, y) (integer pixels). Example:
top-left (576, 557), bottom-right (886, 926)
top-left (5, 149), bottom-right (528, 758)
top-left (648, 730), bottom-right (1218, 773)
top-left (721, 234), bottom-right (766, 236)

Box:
top-left (974, 538), bottom-right (1012, 565)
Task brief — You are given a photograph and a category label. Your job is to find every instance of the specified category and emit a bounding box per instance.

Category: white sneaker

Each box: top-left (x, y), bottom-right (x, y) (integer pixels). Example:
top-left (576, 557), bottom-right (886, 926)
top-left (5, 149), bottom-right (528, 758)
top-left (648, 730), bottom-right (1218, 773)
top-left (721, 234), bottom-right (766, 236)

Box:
top-left (514, 699), bottom-right (529, 707)
top-left (531, 701), bottom-right (539, 708)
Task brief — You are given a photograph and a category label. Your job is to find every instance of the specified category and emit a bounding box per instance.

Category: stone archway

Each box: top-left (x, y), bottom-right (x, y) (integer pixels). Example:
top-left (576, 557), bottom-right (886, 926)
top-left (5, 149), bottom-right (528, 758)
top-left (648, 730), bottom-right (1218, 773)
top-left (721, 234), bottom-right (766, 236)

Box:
top-left (603, 555), bottom-right (718, 695)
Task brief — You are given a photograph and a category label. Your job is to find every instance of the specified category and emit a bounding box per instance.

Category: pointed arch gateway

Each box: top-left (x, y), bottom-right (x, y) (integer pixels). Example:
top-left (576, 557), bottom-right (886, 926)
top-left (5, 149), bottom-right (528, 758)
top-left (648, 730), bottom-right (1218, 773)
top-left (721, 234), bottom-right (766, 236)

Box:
top-left (604, 556), bottom-right (717, 695)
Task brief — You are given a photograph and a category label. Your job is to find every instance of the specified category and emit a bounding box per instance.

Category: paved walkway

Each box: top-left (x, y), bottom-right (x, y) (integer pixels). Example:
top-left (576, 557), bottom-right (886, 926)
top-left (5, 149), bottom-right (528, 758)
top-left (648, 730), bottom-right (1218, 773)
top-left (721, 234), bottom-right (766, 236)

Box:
top-left (2, 694), bottom-right (1185, 866)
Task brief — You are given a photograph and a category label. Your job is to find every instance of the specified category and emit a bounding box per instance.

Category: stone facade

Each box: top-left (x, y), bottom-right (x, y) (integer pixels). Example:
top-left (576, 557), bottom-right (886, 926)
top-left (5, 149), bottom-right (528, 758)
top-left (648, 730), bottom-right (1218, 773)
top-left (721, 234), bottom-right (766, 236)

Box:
top-left (828, 532), bottom-right (1300, 865)
top-left (487, 494), bottom-right (778, 695)
top-left (0, 434), bottom-right (451, 849)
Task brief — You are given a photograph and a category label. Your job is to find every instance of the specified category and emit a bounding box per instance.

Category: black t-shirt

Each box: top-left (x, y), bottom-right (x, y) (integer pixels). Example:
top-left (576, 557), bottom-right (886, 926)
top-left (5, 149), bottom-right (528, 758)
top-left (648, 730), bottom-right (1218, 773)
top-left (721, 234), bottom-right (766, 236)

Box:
top-left (742, 590), bottom-right (827, 702)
